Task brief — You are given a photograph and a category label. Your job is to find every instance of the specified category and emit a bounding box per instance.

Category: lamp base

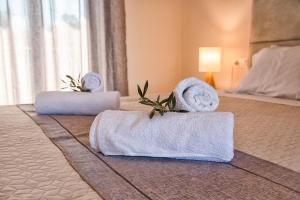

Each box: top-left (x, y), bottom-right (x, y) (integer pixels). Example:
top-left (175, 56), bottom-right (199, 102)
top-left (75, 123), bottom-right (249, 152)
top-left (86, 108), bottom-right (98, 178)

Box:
top-left (204, 72), bottom-right (216, 89)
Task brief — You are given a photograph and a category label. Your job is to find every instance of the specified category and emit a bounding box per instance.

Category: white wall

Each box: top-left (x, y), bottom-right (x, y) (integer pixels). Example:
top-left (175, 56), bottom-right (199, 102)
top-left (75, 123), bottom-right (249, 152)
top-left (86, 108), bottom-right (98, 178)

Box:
top-left (125, 0), bottom-right (182, 95)
top-left (125, 0), bottom-right (252, 94)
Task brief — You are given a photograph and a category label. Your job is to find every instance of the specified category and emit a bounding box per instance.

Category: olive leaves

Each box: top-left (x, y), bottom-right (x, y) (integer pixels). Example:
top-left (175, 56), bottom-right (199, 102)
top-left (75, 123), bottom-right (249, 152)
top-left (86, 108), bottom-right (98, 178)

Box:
top-left (137, 81), bottom-right (186, 119)
top-left (61, 77), bottom-right (186, 118)
top-left (61, 74), bottom-right (86, 92)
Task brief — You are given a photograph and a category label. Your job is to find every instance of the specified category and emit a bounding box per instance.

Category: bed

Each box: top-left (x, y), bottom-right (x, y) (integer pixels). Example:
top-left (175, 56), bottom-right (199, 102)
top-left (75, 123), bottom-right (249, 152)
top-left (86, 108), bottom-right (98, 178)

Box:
top-left (1, 0), bottom-right (300, 199)
top-left (0, 94), bottom-right (299, 199)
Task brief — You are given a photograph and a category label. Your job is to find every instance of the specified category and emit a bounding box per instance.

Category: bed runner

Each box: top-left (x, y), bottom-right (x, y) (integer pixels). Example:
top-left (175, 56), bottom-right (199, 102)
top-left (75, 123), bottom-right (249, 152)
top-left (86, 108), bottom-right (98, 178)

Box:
top-left (18, 104), bottom-right (300, 200)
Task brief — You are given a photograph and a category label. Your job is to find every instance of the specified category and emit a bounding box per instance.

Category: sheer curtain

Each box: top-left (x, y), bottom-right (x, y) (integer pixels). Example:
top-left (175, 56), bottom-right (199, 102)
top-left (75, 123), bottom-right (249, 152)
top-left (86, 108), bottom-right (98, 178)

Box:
top-left (0, 0), bottom-right (128, 105)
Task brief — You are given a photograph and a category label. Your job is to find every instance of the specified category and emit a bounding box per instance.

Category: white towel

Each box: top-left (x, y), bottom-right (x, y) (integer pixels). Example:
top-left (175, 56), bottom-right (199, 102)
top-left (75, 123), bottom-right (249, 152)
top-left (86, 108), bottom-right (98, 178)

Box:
top-left (89, 110), bottom-right (234, 162)
top-left (81, 72), bottom-right (104, 92)
top-left (35, 91), bottom-right (120, 115)
top-left (174, 77), bottom-right (219, 112)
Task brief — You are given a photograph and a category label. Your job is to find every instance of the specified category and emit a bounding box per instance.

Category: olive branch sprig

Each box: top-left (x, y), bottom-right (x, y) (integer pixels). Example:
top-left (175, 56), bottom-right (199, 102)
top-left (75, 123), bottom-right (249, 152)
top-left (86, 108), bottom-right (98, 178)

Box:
top-left (61, 74), bottom-right (86, 92)
top-left (137, 81), bottom-right (187, 119)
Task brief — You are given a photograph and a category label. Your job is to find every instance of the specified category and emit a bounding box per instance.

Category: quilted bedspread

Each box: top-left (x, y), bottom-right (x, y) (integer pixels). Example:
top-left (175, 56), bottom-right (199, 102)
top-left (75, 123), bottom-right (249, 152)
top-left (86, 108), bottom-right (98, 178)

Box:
top-left (0, 106), bottom-right (102, 200)
top-left (1, 96), bottom-right (300, 200)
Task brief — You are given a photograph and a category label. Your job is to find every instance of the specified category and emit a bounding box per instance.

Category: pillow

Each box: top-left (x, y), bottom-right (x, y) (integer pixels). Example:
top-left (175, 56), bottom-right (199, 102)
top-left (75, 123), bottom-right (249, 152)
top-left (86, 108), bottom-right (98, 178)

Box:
top-left (235, 45), bottom-right (300, 100)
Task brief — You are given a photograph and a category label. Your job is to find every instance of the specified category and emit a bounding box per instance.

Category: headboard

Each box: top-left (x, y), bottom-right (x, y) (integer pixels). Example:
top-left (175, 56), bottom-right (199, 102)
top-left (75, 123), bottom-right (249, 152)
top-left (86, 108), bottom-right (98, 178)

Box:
top-left (249, 0), bottom-right (300, 64)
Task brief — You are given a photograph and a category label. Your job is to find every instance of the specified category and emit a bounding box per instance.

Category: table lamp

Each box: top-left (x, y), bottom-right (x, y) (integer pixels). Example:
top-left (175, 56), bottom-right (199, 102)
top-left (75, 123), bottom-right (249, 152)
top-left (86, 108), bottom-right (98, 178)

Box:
top-left (199, 47), bottom-right (221, 88)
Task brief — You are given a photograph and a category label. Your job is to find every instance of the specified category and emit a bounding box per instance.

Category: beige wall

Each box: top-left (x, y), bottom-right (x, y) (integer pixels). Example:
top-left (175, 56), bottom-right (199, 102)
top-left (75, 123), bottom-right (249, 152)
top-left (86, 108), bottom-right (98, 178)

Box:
top-left (181, 0), bottom-right (252, 89)
top-left (125, 0), bottom-right (182, 95)
top-left (125, 0), bottom-right (252, 94)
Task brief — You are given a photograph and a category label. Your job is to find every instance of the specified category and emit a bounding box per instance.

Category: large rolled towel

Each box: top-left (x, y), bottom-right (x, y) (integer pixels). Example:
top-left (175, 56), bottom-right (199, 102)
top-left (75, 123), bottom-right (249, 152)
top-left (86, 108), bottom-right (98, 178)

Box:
top-left (174, 77), bottom-right (219, 112)
top-left (81, 72), bottom-right (104, 92)
top-left (35, 91), bottom-right (120, 115)
top-left (90, 110), bottom-right (234, 162)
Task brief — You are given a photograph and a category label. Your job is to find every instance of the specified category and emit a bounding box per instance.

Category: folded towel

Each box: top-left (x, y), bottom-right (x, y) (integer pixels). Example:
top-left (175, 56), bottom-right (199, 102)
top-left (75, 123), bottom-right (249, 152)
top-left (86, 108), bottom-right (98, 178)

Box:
top-left (90, 110), bottom-right (234, 162)
top-left (35, 91), bottom-right (120, 115)
top-left (81, 72), bottom-right (104, 92)
top-left (174, 77), bottom-right (219, 112)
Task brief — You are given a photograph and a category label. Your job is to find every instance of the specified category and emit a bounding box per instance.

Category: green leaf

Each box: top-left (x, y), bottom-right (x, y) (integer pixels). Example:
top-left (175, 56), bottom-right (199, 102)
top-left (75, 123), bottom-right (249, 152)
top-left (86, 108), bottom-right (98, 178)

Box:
top-left (77, 73), bottom-right (81, 83)
top-left (166, 92), bottom-right (174, 107)
top-left (66, 75), bottom-right (73, 80)
top-left (160, 98), bottom-right (169, 105)
top-left (149, 110), bottom-right (155, 119)
top-left (69, 77), bottom-right (76, 86)
top-left (143, 80), bottom-right (148, 97)
top-left (171, 96), bottom-right (176, 110)
top-left (76, 86), bottom-right (84, 91)
top-left (137, 84), bottom-right (143, 97)
top-left (168, 92), bottom-right (174, 102)
top-left (156, 95), bottom-right (160, 102)
top-left (139, 101), bottom-right (155, 106)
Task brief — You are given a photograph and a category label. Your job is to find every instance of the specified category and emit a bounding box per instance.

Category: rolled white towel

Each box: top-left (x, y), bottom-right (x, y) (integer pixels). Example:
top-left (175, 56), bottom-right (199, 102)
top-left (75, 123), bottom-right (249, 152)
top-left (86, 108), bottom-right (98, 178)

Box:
top-left (174, 77), bottom-right (219, 112)
top-left (35, 91), bottom-right (120, 115)
top-left (81, 72), bottom-right (104, 92)
top-left (90, 110), bottom-right (234, 162)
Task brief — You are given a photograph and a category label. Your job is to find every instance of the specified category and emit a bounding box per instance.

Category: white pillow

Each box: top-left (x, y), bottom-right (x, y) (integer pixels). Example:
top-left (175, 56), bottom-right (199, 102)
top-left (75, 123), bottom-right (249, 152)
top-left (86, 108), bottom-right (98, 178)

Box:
top-left (235, 45), bottom-right (300, 100)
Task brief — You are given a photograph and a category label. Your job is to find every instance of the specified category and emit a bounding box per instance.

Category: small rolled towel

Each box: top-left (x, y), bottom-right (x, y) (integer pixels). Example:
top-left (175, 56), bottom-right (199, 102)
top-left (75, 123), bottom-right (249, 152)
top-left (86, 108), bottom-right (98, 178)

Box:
top-left (174, 77), bottom-right (219, 112)
top-left (35, 91), bottom-right (120, 115)
top-left (90, 110), bottom-right (234, 162)
top-left (81, 72), bottom-right (104, 92)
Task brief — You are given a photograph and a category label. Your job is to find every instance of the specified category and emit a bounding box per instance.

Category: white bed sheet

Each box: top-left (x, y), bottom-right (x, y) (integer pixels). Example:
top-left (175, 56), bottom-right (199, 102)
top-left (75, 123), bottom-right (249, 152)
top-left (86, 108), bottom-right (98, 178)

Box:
top-left (121, 91), bottom-right (300, 107)
top-left (220, 91), bottom-right (300, 107)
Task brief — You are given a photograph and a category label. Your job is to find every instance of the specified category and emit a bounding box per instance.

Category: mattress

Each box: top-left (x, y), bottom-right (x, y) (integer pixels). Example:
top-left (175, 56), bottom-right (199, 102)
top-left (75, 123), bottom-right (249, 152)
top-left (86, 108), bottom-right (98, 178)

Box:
top-left (1, 95), bottom-right (300, 199)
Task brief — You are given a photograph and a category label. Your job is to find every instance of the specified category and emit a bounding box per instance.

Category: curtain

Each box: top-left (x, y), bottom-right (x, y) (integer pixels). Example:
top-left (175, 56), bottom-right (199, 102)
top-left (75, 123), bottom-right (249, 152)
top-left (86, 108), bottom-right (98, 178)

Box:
top-left (0, 0), bottom-right (128, 105)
